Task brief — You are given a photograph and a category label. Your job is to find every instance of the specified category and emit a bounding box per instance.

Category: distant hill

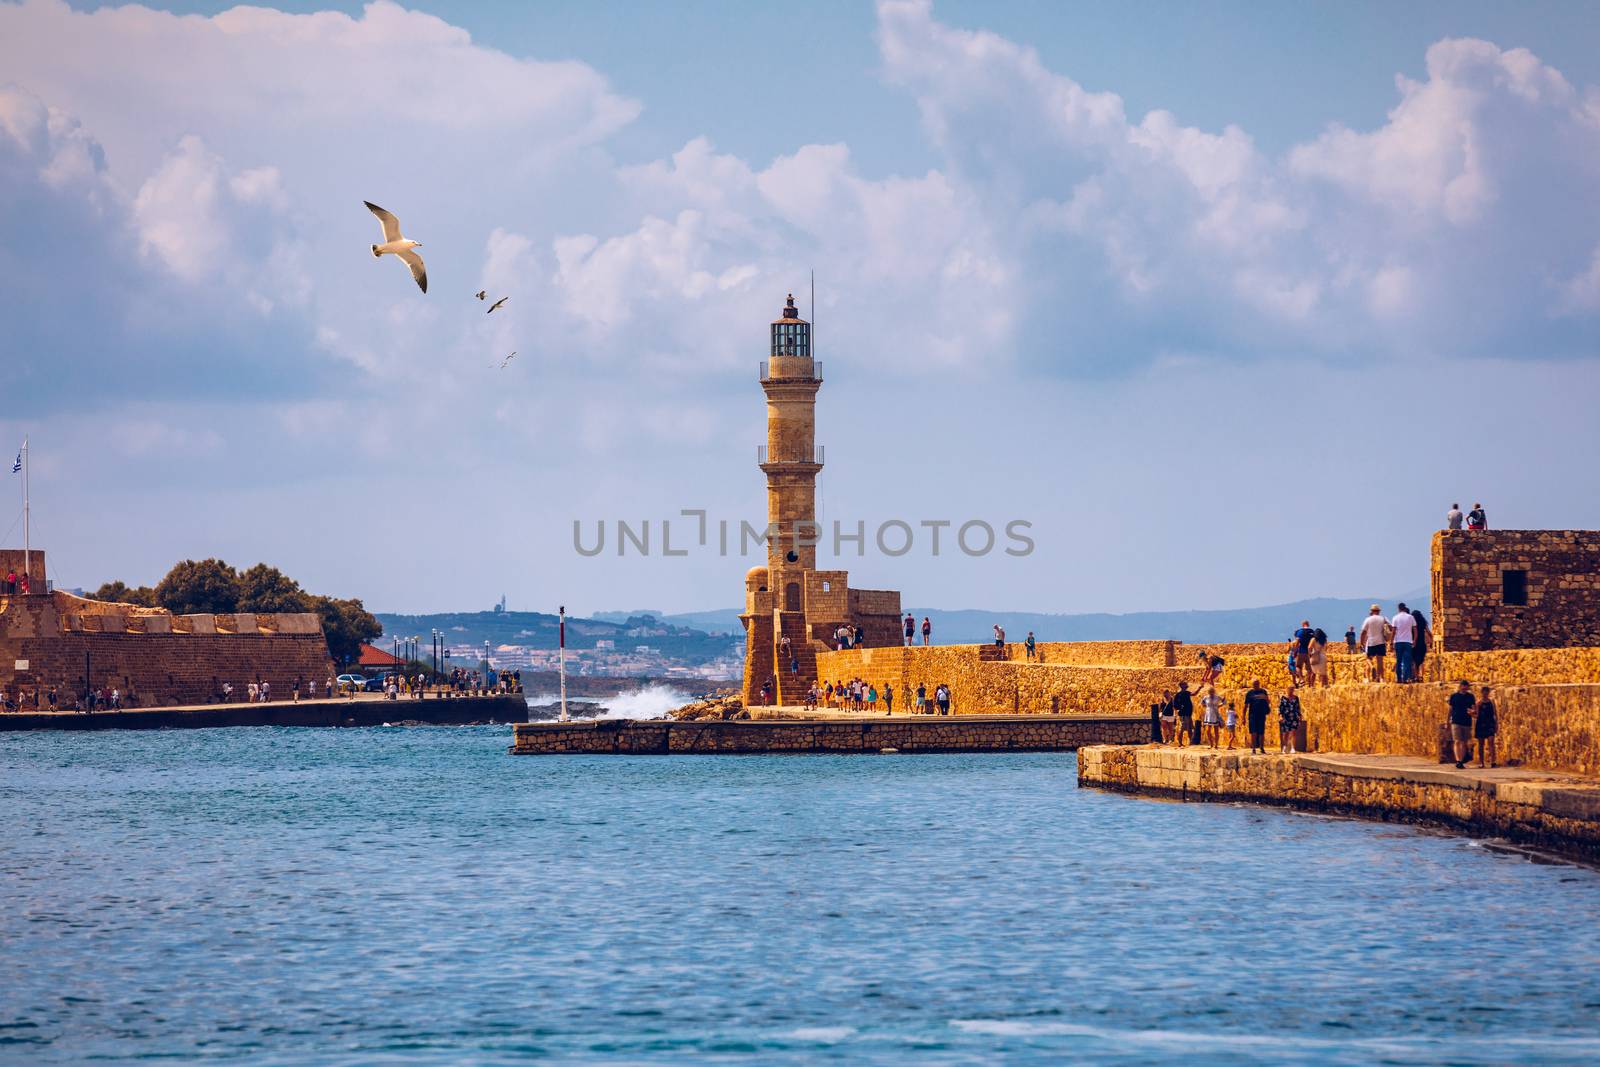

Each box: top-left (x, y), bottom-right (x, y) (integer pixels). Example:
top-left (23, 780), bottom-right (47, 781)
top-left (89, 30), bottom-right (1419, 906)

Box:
top-left (605, 590), bottom-right (1431, 645)
top-left (373, 609), bottom-right (739, 664)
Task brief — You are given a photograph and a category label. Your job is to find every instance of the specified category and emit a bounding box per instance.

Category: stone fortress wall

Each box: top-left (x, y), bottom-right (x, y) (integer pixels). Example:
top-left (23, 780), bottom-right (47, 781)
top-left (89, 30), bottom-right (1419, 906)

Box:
top-left (1432, 529), bottom-right (1600, 650)
top-left (1, 559), bottom-right (334, 706)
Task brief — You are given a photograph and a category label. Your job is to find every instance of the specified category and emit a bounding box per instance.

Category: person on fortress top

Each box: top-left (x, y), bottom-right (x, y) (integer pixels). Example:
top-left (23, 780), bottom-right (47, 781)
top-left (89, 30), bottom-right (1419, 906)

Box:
top-left (1467, 503), bottom-right (1488, 530)
top-left (1244, 680), bottom-right (1271, 754)
top-left (1446, 503), bottom-right (1464, 530)
top-left (1409, 607), bottom-right (1431, 683)
top-left (993, 624), bottom-right (1005, 649)
top-left (921, 617), bottom-right (931, 646)
top-left (1474, 685), bottom-right (1499, 768)
top-left (904, 613), bottom-right (916, 646)
top-left (3, 569), bottom-right (15, 594)
top-left (1345, 625), bottom-right (1357, 653)
top-left (1391, 603), bottom-right (1417, 683)
top-left (1025, 632), bottom-right (1036, 660)
top-left (1448, 681), bottom-right (1477, 768)
top-left (1285, 638), bottom-right (1300, 685)
top-left (1359, 605), bottom-right (1388, 682)
top-left (1198, 650), bottom-right (1225, 687)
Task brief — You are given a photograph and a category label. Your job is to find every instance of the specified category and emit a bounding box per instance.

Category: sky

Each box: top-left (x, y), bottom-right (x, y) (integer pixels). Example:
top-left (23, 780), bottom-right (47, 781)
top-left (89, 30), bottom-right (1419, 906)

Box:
top-left (1, 0), bottom-right (1597, 617)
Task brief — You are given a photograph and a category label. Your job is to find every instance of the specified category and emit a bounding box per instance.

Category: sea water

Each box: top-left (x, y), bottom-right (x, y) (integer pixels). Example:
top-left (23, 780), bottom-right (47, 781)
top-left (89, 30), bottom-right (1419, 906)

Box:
top-left (2, 727), bottom-right (1598, 1065)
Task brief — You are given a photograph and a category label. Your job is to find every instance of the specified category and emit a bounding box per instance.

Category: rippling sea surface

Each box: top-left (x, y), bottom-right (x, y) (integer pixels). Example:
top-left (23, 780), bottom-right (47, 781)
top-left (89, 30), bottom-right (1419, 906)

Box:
top-left (4, 727), bottom-right (1599, 1065)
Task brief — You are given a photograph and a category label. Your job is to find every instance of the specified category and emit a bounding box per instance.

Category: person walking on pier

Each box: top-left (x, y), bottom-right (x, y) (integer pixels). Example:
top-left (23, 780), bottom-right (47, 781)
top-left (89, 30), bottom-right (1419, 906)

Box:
top-left (1474, 685), bottom-right (1499, 768)
top-left (1244, 679), bottom-right (1271, 754)
top-left (1157, 689), bottom-right (1176, 744)
top-left (916, 682), bottom-right (927, 713)
top-left (1359, 605), bottom-right (1388, 682)
top-left (1223, 700), bottom-right (1238, 749)
top-left (1278, 686), bottom-right (1303, 754)
top-left (921, 617), bottom-right (931, 646)
top-left (935, 683), bottom-right (950, 715)
top-left (883, 683), bottom-right (894, 715)
top-left (1200, 685), bottom-right (1224, 747)
top-left (1171, 682), bottom-right (1195, 747)
top-left (1448, 681), bottom-right (1476, 768)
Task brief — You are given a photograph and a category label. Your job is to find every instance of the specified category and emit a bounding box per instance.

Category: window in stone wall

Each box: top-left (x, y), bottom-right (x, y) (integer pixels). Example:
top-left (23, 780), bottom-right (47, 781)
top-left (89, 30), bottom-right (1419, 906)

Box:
top-left (1502, 568), bottom-right (1529, 606)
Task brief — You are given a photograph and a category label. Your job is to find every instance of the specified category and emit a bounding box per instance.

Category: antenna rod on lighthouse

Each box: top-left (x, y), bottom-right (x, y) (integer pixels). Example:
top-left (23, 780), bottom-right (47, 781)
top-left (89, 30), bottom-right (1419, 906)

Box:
top-left (810, 270), bottom-right (815, 341)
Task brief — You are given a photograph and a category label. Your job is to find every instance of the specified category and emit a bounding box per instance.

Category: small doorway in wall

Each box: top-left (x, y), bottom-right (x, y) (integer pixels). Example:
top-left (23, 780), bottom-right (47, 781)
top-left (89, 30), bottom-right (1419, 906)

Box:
top-left (785, 582), bottom-right (801, 611)
top-left (1502, 569), bottom-right (1529, 606)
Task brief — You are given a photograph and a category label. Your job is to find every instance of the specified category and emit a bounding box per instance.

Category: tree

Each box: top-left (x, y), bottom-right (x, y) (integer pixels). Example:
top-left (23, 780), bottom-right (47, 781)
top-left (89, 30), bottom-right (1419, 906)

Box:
top-left (154, 559), bottom-right (241, 616)
top-left (237, 563), bottom-right (309, 614)
top-left (91, 580), bottom-right (157, 606)
top-left (307, 594), bottom-right (383, 666)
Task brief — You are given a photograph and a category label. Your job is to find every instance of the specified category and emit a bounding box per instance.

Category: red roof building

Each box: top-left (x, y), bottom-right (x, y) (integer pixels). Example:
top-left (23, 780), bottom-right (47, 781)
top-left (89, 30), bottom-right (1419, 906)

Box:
top-left (356, 643), bottom-right (405, 670)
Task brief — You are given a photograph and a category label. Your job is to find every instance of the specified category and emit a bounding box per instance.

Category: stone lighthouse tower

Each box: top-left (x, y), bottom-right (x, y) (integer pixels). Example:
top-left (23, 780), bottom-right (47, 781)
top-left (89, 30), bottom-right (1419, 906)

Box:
top-left (740, 293), bottom-right (901, 706)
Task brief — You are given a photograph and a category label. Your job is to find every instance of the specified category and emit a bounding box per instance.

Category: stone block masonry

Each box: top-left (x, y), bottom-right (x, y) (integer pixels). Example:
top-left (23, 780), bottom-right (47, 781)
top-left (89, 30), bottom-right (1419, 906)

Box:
top-left (510, 715), bottom-right (1148, 755)
top-left (0, 694), bottom-right (528, 731)
top-left (1433, 529), bottom-right (1600, 651)
top-left (2, 587), bottom-right (335, 707)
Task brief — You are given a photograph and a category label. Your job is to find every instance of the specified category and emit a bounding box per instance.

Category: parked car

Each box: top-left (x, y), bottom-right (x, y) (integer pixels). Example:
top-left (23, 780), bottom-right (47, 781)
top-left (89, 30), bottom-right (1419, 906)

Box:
top-left (335, 673), bottom-right (367, 692)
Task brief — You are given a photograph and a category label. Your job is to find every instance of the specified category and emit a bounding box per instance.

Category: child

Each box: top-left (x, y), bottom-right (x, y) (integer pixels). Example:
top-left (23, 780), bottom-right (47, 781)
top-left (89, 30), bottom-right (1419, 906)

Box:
top-left (1223, 700), bottom-right (1238, 750)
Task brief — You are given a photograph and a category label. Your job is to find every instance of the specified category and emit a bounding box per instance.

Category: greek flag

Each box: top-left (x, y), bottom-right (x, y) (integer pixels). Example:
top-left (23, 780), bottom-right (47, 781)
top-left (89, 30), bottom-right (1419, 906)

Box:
top-left (9, 451), bottom-right (18, 474)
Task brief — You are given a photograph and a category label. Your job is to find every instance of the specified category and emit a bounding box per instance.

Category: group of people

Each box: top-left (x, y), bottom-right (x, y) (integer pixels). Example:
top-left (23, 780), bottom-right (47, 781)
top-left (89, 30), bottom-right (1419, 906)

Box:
top-left (803, 678), bottom-right (953, 715)
top-left (1354, 602), bottom-right (1433, 683)
top-left (1445, 502), bottom-right (1490, 531)
top-left (832, 623), bottom-right (867, 650)
top-left (1154, 679), bottom-right (1307, 755)
top-left (2, 568), bottom-right (31, 595)
top-left (1448, 681), bottom-right (1500, 768)
top-left (901, 613), bottom-right (933, 646)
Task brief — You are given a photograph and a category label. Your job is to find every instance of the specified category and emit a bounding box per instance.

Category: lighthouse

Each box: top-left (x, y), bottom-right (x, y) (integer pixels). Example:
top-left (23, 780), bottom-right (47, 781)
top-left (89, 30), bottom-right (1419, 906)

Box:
top-left (740, 293), bottom-right (902, 707)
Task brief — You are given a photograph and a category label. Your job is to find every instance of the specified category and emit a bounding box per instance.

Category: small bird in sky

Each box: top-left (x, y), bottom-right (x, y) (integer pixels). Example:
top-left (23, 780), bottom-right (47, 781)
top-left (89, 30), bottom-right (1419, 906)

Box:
top-left (364, 201), bottom-right (426, 293)
top-left (474, 290), bottom-right (486, 300)
top-left (487, 296), bottom-right (508, 314)
top-left (498, 351), bottom-right (517, 369)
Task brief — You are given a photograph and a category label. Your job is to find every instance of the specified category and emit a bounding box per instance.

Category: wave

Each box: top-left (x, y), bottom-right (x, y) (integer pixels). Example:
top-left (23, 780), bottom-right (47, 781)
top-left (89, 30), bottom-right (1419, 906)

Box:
top-left (523, 683), bottom-right (694, 721)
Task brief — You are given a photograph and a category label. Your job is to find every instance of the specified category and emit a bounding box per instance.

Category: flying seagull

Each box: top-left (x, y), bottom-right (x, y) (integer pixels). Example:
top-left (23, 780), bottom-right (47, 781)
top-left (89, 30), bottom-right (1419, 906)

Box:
top-left (498, 351), bottom-right (517, 369)
top-left (364, 201), bottom-right (426, 293)
top-left (475, 290), bottom-right (486, 300)
top-left (487, 296), bottom-right (508, 314)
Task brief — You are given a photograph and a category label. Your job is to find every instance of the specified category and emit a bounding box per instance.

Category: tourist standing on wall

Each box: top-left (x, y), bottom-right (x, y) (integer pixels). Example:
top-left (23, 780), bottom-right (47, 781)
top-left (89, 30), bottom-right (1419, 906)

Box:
top-left (936, 683), bottom-right (950, 715)
top-left (1286, 638), bottom-right (1300, 686)
top-left (1171, 682), bottom-right (1195, 746)
top-left (1278, 686), bottom-right (1303, 754)
top-left (1391, 603), bottom-right (1417, 683)
top-left (1409, 607), bottom-right (1431, 683)
top-left (1198, 650), bottom-right (1225, 687)
top-left (1025, 631), bottom-right (1036, 660)
top-left (1223, 700), bottom-right (1238, 749)
top-left (993, 624), bottom-right (1005, 649)
top-left (1149, 698), bottom-right (1163, 742)
top-left (1157, 689), bottom-right (1176, 744)
top-left (1345, 626), bottom-right (1357, 653)
top-left (916, 682), bottom-right (927, 713)
top-left (1294, 621), bottom-right (1315, 684)
top-left (1474, 685), bottom-right (1499, 768)
top-left (1467, 503), bottom-right (1488, 530)
top-left (921, 617), bottom-right (931, 645)
top-left (1200, 686), bottom-right (1224, 747)
top-left (1448, 681), bottom-right (1476, 768)
top-left (1244, 680), bottom-right (1271, 754)
top-left (903, 612), bottom-right (915, 646)
top-left (1359, 605), bottom-right (1388, 682)
top-left (1308, 628), bottom-right (1330, 687)
top-left (1446, 503), bottom-right (1464, 530)
top-left (883, 683), bottom-right (894, 715)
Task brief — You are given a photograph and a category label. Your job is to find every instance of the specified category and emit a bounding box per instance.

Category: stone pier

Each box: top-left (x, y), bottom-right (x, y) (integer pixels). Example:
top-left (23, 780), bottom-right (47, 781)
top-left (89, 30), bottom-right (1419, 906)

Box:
top-left (1078, 745), bottom-right (1600, 863)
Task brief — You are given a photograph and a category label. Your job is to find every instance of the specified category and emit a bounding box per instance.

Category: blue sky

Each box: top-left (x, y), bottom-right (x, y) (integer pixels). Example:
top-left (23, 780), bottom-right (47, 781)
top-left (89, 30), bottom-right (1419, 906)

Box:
top-left (2, 0), bottom-right (1598, 616)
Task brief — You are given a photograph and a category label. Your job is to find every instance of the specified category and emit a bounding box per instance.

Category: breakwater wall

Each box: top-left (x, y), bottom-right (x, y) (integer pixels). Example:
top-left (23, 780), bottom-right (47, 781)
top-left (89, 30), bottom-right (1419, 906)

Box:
top-left (0, 694), bottom-right (528, 732)
top-left (1078, 745), bottom-right (1600, 863)
top-left (510, 714), bottom-right (1148, 755)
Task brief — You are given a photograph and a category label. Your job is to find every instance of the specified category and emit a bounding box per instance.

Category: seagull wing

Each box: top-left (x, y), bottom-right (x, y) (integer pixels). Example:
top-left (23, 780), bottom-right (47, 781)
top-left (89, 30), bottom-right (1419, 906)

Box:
top-left (487, 297), bottom-right (508, 313)
top-left (475, 290), bottom-right (486, 300)
top-left (396, 248), bottom-right (427, 293)
top-left (364, 201), bottom-right (403, 244)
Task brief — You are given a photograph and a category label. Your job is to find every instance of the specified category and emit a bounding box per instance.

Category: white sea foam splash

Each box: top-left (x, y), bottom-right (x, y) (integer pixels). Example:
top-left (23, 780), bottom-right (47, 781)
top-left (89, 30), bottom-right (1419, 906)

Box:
top-left (523, 684), bottom-right (694, 720)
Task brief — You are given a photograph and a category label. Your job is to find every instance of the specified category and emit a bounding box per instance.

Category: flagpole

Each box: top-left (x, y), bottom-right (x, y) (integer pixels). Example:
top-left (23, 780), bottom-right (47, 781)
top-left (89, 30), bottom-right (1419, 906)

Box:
top-left (21, 437), bottom-right (28, 590)
top-left (558, 604), bottom-right (569, 722)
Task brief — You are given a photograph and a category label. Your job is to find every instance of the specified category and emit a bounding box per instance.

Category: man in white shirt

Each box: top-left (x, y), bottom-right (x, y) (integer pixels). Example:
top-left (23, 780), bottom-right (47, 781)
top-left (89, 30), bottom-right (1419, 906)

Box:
top-left (1390, 603), bottom-right (1418, 683)
top-left (1446, 503), bottom-right (1464, 530)
top-left (1359, 605), bottom-right (1389, 683)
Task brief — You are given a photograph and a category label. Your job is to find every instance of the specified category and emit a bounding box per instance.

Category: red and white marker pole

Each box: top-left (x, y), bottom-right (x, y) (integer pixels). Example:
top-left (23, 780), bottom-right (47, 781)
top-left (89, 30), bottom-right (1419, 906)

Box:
top-left (558, 605), bottom-right (568, 722)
